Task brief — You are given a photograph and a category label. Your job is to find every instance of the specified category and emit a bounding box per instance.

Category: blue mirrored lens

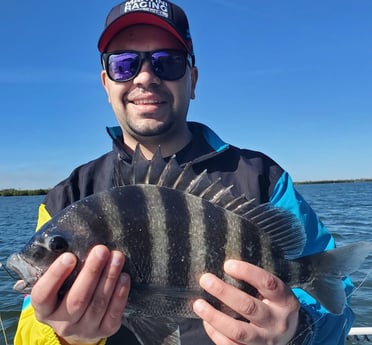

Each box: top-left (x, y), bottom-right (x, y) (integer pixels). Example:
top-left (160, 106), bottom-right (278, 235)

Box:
top-left (105, 50), bottom-right (188, 82)
top-left (108, 52), bottom-right (140, 82)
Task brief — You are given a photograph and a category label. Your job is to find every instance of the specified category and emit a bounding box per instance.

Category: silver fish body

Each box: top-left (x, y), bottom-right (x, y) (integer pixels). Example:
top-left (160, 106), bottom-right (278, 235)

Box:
top-left (7, 147), bottom-right (372, 344)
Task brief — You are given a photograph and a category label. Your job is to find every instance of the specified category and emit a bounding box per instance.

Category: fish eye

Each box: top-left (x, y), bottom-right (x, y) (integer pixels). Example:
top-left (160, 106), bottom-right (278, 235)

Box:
top-left (49, 235), bottom-right (69, 253)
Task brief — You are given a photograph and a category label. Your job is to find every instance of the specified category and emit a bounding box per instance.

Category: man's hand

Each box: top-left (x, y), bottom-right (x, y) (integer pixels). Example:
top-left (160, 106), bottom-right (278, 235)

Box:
top-left (31, 245), bottom-right (130, 345)
top-left (193, 260), bottom-right (300, 345)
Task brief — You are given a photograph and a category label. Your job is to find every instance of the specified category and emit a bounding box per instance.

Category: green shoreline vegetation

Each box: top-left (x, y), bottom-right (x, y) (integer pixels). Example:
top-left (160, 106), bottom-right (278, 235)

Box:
top-left (1, 179), bottom-right (372, 196)
top-left (0, 189), bottom-right (50, 197)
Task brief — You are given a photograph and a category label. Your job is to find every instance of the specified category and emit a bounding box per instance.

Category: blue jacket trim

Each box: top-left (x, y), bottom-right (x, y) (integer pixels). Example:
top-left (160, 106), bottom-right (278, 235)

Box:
top-left (21, 294), bottom-right (31, 311)
top-left (107, 126), bottom-right (123, 140)
top-left (191, 122), bottom-right (229, 152)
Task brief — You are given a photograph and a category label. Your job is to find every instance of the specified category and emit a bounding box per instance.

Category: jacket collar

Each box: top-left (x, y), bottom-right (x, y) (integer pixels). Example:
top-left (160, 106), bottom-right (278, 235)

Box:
top-left (106, 121), bottom-right (230, 164)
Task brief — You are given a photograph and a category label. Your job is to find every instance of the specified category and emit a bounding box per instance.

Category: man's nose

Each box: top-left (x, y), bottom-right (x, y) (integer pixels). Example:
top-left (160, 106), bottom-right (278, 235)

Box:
top-left (132, 60), bottom-right (161, 86)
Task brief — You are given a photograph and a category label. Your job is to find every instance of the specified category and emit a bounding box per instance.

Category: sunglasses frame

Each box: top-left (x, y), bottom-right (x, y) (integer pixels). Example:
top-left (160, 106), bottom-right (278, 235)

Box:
top-left (101, 49), bottom-right (193, 82)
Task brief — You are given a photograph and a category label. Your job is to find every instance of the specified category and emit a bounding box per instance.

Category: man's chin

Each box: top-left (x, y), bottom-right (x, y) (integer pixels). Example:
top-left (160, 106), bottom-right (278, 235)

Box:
top-left (129, 121), bottom-right (173, 138)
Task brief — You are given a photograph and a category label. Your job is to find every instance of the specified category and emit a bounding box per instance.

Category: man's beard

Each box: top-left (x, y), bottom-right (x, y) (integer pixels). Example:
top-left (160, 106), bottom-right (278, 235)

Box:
top-left (127, 119), bottom-right (174, 138)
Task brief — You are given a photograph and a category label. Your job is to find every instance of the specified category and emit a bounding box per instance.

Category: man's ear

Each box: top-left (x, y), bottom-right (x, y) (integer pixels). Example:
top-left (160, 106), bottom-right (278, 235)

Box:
top-left (101, 70), bottom-right (111, 103)
top-left (190, 66), bottom-right (198, 100)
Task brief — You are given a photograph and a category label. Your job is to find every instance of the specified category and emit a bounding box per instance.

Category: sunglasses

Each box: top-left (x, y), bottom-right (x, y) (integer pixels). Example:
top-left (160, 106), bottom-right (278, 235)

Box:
top-left (101, 49), bottom-right (193, 82)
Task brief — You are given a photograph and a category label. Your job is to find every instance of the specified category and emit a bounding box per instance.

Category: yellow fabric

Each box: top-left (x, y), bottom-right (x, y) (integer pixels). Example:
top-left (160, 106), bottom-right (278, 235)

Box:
top-left (14, 203), bottom-right (107, 345)
top-left (14, 304), bottom-right (62, 345)
top-left (35, 203), bottom-right (52, 230)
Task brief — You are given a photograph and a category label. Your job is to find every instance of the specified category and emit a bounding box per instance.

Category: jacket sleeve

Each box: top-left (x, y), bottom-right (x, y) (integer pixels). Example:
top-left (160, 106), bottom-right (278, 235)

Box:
top-left (270, 172), bottom-right (355, 345)
top-left (13, 203), bottom-right (107, 345)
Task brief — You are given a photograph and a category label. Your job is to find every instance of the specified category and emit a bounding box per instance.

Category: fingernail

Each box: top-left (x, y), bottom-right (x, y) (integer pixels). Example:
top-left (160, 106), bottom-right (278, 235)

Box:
top-left (119, 273), bottom-right (129, 285)
top-left (193, 299), bottom-right (205, 314)
top-left (111, 252), bottom-right (123, 266)
top-left (61, 253), bottom-right (75, 266)
top-left (224, 259), bottom-right (237, 272)
top-left (94, 246), bottom-right (108, 260)
top-left (118, 273), bottom-right (130, 298)
top-left (199, 273), bottom-right (213, 289)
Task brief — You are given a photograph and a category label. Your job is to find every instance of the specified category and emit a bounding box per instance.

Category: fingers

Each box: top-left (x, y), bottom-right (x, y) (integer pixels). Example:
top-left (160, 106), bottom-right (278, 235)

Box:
top-left (193, 272), bottom-right (264, 344)
top-left (31, 245), bottom-right (131, 343)
top-left (194, 298), bottom-right (252, 344)
top-left (32, 252), bottom-right (77, 319)
top-left (100, 272), bottom-right (130, 333)
top-left (224, 260), bottom-right (298, 309)
top-left (197, 273), bottom-right (272, 325)
top-left (84, 249), bottom-right (129, 335)
top-left (63, 245), bottom-right (116, 320)
top-left (60, 246), bottom-right (127, 334)
top-left (194, 260), bottom-right (300, 344)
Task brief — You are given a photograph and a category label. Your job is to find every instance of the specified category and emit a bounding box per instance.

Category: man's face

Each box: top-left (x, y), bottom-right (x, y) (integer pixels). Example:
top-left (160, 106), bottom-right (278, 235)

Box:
top-left (101, 25), bottom-right (198, 148)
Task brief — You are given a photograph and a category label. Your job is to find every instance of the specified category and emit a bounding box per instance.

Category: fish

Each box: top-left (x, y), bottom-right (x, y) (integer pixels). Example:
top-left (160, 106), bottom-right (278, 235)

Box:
top-left (6, 146), bottom-right (372, 345)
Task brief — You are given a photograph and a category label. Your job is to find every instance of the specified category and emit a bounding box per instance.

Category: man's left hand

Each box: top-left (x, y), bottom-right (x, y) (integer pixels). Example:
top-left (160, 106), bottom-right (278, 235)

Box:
top-left (193, 259), bottom-right (300, 345)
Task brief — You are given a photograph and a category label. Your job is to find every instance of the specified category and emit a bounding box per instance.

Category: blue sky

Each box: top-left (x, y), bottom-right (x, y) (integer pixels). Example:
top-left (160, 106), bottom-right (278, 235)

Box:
top-left (1, 0), bottom-right (371, 189)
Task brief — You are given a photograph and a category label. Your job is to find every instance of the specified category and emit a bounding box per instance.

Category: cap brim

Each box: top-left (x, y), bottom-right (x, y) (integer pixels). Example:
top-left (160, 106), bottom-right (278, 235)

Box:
top-left (98, 12), bottom-right (188, 53)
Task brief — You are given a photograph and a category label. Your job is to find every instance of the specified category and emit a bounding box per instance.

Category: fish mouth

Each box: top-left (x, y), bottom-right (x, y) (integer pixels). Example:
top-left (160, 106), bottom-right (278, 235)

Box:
top-left (6, 253), bottom-right (42, 293)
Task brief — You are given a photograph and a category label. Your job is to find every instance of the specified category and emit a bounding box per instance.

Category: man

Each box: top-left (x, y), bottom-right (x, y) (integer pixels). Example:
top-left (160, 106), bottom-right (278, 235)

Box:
top-left (14, 1), bottom-right (354, 344)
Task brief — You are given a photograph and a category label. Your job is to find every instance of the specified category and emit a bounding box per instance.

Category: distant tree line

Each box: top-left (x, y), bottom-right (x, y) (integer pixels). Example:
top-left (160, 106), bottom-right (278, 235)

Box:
top-left (0, 189), bottom-right (50, 197)
top-left (1, 179), bottom-right (371, 196)
top-left (295, 178), bottom-right (372, 185)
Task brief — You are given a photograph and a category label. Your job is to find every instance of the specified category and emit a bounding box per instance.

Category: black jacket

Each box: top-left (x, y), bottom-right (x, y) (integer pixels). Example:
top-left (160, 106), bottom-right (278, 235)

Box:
top-left (42, 122), bottom-right (284, 345)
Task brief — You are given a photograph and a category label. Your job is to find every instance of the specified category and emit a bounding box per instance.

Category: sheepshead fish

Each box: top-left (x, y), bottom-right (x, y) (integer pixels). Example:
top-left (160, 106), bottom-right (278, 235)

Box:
top-left (6, 147), bottom-right (372, 345)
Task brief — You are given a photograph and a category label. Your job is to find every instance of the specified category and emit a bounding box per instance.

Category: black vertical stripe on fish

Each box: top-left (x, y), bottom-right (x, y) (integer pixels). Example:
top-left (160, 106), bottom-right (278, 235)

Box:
top-left (202, 201), bottom-right (227, 276)
top-left (275, 256), bottom-right (312, 286)
top-left (54, 191), bottom-right (128, 298)
top-left (200, 201), bottom-right (228, 311)
top-left (219, 210), bottom-right (258, 300)
top-left (114, 186), bottom-right (152, 284)
top-left (273, 258), bottom-right (297, 284)
top-left (237, 216), bottom-right (263, 297)
top-left (58, 195), bottom-right (114, 246)
top-left (159, 187), bottom-right (191, 287)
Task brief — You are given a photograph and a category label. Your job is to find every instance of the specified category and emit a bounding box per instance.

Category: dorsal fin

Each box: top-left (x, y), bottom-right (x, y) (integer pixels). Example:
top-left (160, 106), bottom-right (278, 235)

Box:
top-left (114, 145), bottom-right (237, 203)
top-left (114, 144), bottom-right (306, 259)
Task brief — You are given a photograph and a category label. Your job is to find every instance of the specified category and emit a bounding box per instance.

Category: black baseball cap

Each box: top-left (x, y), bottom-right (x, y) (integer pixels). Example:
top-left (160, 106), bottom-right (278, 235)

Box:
top-left (98, 0), bottom-right (195, 65)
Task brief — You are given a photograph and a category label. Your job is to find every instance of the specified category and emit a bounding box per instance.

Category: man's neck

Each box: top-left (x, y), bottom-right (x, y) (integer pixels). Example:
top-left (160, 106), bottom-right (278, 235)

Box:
top-left (122, 128), bottom-right (193, 160)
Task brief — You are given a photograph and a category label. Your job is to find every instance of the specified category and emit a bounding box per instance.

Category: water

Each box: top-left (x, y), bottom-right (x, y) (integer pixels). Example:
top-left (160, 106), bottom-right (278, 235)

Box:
top-left (295, 182), bottom-right (372, 336)
top-left (0, 195), bottom-right (44, 345)
top-left (0, 183), bottom-right (371, 344)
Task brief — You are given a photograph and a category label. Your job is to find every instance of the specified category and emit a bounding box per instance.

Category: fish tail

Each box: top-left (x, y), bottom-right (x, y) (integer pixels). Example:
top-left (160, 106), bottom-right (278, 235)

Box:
top-left (302, 242), bottom-right (372, 315)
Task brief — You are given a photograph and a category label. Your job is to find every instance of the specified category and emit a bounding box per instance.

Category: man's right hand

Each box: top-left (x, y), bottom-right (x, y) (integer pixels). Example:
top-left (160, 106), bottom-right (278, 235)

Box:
top-left (31, 245), bottom-right (130, 345)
